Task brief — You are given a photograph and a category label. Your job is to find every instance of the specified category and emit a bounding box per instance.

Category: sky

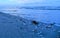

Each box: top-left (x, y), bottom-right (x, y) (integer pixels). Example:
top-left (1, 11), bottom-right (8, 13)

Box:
top-left (0, 0), bottom-right (44, 4)
top-left (0, 0), bottom-right (60, 6)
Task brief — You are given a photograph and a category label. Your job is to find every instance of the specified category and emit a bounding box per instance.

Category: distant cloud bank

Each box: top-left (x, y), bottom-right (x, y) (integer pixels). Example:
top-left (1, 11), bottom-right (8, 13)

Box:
top-left (0, 0), bottom-right (60, 6)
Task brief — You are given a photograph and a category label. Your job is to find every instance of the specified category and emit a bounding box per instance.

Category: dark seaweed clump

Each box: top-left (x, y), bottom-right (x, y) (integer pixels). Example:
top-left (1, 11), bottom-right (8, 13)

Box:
top-left (32, 20), bottom-right (39, 25)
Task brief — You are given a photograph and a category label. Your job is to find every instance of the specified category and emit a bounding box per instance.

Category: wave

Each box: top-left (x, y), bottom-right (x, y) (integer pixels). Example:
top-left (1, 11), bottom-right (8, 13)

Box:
top-left (19, 6), bottom-right (60, 10)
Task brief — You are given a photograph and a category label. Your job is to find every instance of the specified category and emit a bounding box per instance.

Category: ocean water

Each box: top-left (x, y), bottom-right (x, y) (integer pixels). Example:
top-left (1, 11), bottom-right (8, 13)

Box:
top-left (1, 8), bottom-right (60, 25)
top-left (0, 7), bottom-right (60, 38)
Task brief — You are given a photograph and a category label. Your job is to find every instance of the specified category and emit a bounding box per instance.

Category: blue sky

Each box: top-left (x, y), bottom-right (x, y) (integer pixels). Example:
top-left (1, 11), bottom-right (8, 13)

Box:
top-left (0, 0), bottom-right (44, 4)
top-left (0, 0), bottom-right (60, 6)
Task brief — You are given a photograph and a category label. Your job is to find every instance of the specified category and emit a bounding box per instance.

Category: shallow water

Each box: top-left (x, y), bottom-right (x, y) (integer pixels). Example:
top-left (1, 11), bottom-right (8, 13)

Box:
top-left (1, 9), bottom-right (60, 24)
top-left (0, 8), bottom-right (60, 38)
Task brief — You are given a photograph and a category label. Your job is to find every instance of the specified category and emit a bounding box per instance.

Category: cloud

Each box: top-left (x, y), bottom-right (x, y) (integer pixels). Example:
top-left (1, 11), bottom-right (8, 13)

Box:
top-left (8, 0), bottom-right (44, 3)
top-left (0, 0), bottom-right (45, 4)
top-left (0, 0), bottom-right (60, 6)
